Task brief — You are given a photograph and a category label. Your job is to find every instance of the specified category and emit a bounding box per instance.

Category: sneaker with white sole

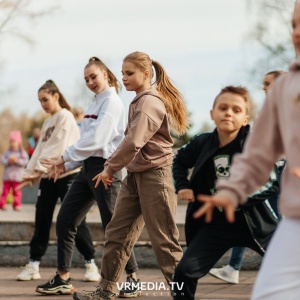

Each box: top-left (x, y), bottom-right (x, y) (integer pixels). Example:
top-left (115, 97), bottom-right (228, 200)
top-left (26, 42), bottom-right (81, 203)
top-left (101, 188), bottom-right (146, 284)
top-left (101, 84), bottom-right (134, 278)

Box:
top-left (84, 262), bottom-right (101, 282)
top-left (118, 275), bottom-right (141, 298)
top-left (36, 273), bottom-right (75, 295)
top-left (209, 265), bottom-right (239, 284)
top-left (16, 264), bottom-right (41, 281)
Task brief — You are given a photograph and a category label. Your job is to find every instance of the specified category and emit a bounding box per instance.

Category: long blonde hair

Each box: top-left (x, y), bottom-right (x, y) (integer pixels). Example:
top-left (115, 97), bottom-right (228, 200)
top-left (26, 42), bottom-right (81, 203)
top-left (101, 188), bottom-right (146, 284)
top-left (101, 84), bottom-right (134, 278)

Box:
top-left (123, 51), bottom-right (189, 136)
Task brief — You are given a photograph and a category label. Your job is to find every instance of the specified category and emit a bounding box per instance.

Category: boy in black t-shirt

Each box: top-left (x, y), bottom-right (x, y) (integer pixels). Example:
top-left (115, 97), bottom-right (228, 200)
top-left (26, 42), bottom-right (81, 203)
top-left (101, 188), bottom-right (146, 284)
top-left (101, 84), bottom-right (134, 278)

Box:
top-left (172, 86), bottom-right (279, 300)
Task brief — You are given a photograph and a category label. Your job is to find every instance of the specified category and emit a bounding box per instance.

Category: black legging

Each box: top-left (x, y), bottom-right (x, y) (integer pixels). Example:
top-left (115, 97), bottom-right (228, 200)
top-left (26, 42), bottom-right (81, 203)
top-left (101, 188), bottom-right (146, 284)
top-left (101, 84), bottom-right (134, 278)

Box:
top-left (30, 174), bottom-right (94, 262)
top-left (56, 157), bottom-right (138, 273)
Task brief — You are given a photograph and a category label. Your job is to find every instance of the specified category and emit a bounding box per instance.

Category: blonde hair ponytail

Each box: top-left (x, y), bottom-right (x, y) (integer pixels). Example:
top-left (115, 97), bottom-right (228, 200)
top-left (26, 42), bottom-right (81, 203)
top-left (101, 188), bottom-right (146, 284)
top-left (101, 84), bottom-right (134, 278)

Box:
top-left (124, 51), bottom-right (189, 135)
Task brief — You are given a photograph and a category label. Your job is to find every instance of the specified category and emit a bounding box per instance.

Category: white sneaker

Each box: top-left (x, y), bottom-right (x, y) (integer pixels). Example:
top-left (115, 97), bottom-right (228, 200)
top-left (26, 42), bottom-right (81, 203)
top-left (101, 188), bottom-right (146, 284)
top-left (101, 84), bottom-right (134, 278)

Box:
top-left (209, 265), bottom-right (239, 284)
top-left (16, 264), bottom-right (41, 281)
top-left (83, 262), bottom-right (100, 282)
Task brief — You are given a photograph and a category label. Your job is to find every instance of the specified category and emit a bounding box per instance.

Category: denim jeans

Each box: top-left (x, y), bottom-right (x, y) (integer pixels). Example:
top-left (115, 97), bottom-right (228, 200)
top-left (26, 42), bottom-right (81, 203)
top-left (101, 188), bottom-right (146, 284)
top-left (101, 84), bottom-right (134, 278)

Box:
top-left (229, 247), bottom-right (246, 270)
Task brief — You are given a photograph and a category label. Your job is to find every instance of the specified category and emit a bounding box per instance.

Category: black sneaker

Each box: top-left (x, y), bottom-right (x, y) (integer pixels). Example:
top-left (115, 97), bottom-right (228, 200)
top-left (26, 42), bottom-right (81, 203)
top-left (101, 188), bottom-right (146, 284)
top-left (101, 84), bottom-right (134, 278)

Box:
top-left (36, 273), bottom-right (75, 295)
top-left (73, 287), bottom-right (116, 300)
top-left (118, 275), bottom-right (141, 298)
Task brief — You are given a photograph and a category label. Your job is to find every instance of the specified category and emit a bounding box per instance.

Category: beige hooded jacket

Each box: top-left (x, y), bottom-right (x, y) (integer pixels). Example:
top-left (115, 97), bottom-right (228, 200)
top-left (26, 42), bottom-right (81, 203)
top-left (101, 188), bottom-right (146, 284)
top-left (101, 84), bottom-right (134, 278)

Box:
top-left (105, 87), bottom-right (174, 174)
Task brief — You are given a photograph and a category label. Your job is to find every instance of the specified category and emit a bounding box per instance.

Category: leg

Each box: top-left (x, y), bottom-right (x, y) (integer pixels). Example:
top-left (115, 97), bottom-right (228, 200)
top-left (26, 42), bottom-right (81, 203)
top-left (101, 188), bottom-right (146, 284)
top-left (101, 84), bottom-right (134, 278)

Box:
top-left (251, 218), bottom-right (300, 300)
top-left (11, 181), bottom-right (22, 209)
top-left (0, 181), bottom-right (11, 209)
top-left (56, 171), bottom-right (95, 273)
top-left (173, 225), bottom-right (231, 300)
top-left (30, 179), bottom-right (58, 261)
top-left (86, 160), bottom-right (138, 275)
top-left (99, 173), bottom-right (144, 294)
top-left (229, 247), bottom-right (246, 270)
top-left (137, 166), bottom-right (183, 284)
top-left (56, 174), bottom-right (95, 262)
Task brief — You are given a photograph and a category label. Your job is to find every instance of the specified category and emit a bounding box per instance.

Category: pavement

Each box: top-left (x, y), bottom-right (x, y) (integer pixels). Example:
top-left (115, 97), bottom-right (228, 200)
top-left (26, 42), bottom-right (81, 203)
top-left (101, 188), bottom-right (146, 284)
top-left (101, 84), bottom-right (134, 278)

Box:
top-left (1, 267), bottom-right (257, 300)
top-left (0, 203), bottom-right (258, 299)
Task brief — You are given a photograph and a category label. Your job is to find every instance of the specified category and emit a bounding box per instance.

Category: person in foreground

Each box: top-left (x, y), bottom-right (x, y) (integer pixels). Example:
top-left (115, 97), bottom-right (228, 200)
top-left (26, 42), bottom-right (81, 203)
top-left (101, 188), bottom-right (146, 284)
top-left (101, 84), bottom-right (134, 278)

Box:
top-left (172, 86), bottom-right (279, 299)
top-left (195, 3), bottom-right (300, 299)
top-left (73, 51), bottom-right (189, 300)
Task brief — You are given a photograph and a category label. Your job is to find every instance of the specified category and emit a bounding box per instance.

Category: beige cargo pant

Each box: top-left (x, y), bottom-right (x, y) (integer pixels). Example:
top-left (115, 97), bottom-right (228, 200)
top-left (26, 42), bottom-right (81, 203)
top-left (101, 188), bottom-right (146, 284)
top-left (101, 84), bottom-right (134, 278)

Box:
top-left (99, 165), bottom-right (183, 294)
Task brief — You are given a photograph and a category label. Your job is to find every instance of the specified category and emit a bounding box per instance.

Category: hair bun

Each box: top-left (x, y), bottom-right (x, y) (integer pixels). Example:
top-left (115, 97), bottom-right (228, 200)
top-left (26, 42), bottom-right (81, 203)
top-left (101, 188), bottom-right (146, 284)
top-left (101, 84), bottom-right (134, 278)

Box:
top-left (89, 56), bottom-right (100, 62)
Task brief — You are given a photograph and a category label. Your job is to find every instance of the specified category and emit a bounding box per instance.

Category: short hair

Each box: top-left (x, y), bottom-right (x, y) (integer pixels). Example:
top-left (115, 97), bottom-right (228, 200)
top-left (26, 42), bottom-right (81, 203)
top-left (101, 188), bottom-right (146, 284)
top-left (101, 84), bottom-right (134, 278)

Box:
top-left (265, 70), bottom-right (285, 79)
top-left (212, 85), bottom-right (250, 114)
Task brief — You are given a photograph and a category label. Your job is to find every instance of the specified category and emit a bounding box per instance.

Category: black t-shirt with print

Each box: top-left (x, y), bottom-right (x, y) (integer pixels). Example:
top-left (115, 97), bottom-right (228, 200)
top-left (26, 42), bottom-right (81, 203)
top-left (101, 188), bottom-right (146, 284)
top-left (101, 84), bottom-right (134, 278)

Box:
top-left (185, 132), bottom-right (245, 243)
top-left (193, 135), bottom-right (242, 196)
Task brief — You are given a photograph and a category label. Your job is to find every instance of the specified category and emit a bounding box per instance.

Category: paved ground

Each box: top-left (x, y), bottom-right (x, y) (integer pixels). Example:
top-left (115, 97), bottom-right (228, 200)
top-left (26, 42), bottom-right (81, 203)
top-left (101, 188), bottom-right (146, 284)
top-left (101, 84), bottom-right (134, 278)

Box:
top-left (1, 267), bottom-right (256, 300)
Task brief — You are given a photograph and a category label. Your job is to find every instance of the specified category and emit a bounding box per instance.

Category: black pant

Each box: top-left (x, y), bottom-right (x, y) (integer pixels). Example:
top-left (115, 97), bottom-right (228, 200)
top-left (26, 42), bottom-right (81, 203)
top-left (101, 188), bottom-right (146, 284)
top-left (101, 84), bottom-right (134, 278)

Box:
top-left (173, 210), bottom-right (271, 300)
top-left (56, 157), bottom-right (138, 273)
top-left (30, 174), bottom-right (94, 261)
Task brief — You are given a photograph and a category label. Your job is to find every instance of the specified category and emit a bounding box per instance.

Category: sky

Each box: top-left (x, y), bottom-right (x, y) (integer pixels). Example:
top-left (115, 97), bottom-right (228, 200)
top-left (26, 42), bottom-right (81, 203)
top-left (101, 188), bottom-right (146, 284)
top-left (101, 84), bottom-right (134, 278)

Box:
top-left (0, 0), bottom-right (291, 134)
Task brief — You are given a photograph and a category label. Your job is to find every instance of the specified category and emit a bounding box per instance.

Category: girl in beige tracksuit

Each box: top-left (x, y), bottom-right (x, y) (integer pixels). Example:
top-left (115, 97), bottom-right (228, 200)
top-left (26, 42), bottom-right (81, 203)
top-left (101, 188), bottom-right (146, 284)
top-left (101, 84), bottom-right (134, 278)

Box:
top-left (73, 51), bottom-right (189, 300)
top-left (195, 4), bottom-right (300, 299)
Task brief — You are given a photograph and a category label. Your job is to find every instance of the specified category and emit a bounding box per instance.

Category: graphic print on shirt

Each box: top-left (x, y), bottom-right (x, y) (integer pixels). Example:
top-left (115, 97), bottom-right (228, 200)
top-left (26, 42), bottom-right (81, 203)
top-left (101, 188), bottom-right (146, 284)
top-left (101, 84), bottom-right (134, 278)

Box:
top-left (210, 155), bottom-right (230, 195)
top-left (42, 126), bottom-right (55, 142)
top-left (210, 155), bottom-right (231, 212)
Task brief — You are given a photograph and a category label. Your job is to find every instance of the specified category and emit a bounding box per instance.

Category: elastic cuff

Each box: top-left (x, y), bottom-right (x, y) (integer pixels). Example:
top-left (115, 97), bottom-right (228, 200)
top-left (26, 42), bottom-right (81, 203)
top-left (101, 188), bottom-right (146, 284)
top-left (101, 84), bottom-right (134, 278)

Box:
top-left (99, 278), bottom-right (118, 294)
top-left (105, 166), bottom-right (115, 176)
top-left (57, 266), bottom-right (70, 273)
top-left (125, 265), bottom-right (138, 274)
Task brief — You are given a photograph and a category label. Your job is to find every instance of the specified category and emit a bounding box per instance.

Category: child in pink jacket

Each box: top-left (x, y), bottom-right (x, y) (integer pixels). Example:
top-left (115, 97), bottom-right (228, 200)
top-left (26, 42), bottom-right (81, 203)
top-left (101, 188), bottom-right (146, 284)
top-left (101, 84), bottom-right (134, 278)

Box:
top-left (0, 130), bottom-right (29, 210)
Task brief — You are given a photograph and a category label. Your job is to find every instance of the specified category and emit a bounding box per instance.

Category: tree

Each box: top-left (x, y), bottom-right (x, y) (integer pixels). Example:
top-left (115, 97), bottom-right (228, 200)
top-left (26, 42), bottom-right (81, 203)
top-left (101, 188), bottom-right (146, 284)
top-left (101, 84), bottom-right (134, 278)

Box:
top-left (245, 0), bottom-right (296, 79)
top-left (0, 0), bottom-right (58, 57)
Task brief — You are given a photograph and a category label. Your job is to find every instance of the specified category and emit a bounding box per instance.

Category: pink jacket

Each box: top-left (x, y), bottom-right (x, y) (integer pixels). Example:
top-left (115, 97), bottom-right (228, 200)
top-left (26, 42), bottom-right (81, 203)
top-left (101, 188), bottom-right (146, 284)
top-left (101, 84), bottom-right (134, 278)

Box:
top-left (217, 59), bottom-right (300, 219)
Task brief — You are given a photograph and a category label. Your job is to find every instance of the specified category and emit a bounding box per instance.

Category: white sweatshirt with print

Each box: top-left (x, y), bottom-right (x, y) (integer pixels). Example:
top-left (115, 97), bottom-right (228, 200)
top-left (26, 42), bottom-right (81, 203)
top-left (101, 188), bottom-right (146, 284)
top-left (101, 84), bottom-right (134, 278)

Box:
top-left (63, 87), bottom-right (125, 171)
top-left (25, 108), bottom-right (80, 178)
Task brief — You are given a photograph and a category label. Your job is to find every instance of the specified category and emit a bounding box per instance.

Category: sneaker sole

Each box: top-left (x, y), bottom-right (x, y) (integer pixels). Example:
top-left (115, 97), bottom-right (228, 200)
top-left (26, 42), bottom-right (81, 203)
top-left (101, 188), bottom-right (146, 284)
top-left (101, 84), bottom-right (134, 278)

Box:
top-left (17, 273), bottom-right (41, 281)
top-left (83, 276), bottom-right (101, 282)
top-left (36, 286), bottom-right (75, 295)
top-left (209, 271), bottom-right (239, 284)
top-left (118, 290), bottom-right (142, 298)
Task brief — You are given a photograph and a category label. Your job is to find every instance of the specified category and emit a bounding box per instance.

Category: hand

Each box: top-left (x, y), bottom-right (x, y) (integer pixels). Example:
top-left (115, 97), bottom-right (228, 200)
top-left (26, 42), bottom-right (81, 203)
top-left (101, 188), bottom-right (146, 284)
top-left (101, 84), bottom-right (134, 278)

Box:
top-left (178, 189), bottom-right (195, 202)
top-left (16, 180), bottom-right (33, 190)
top-left (92, 169), bottom-right (114, 189)
top-left (41, 157), bottom-right (65, 182)
top-left (194, 194), bottom-right (236, 223)
top-left (291, 167), bottom-right (300, 179)
top-left (48, 164), bottom-right (66, 182)
top-left (8, 155), bottom-right (18, 164)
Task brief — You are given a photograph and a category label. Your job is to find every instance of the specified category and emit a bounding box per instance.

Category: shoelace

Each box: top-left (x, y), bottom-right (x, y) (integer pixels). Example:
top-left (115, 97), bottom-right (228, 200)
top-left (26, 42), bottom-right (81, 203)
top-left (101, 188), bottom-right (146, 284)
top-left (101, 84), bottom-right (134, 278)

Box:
top-left (47, 274), bottom-right (57, 285)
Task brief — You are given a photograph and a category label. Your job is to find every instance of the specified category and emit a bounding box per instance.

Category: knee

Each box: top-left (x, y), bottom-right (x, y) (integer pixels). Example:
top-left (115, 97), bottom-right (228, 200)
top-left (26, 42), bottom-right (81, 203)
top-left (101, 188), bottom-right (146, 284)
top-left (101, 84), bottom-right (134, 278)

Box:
top-left (174, 258), bottom-right (194, 281)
